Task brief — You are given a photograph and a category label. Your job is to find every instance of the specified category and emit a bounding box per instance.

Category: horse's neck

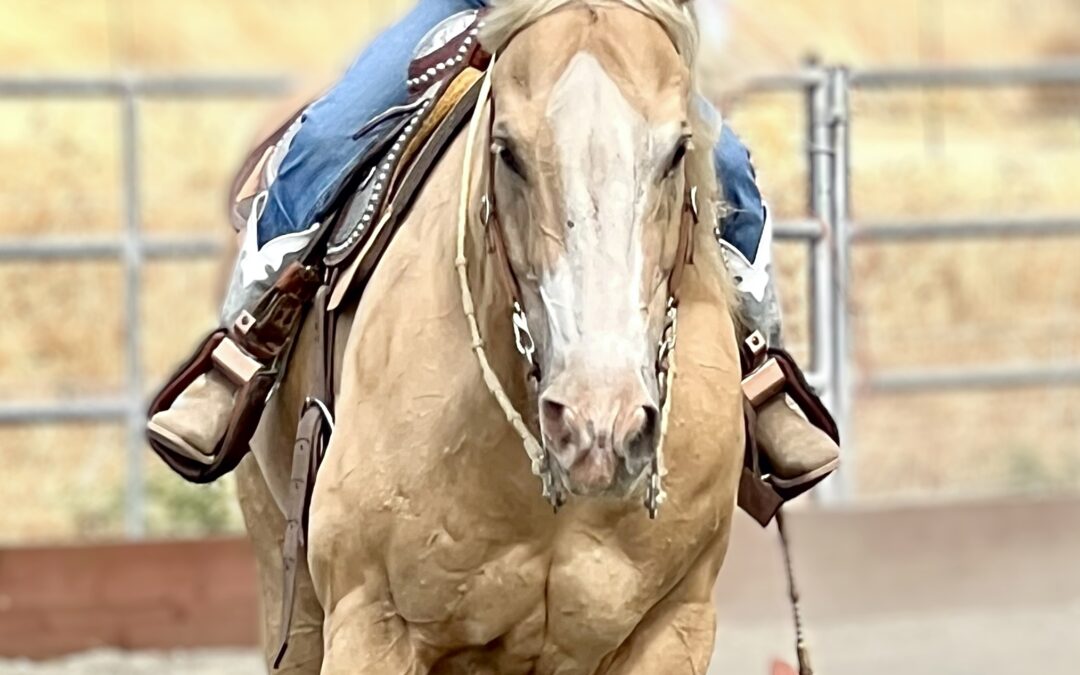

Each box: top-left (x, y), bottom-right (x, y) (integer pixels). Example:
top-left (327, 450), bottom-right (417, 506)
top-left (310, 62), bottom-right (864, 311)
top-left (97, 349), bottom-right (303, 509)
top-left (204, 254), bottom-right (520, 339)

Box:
top-left (336, 128), bottom-right (530, 423)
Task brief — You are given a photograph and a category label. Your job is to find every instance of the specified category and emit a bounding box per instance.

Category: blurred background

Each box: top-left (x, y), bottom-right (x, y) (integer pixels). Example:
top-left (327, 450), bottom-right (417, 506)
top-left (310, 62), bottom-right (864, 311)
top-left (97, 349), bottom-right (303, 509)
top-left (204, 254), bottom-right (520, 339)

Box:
top-left (0, 0), bottom-right (1077, 673)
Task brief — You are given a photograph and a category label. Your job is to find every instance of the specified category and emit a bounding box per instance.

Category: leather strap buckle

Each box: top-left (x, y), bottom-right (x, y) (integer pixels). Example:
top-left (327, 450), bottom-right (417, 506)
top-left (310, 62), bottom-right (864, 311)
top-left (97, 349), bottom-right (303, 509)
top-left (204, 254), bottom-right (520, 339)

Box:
top-left (742, 330), bottom-right (768, 370)
top-left (742, 357), bottom-right (786, 408)
top-left (211, 337), bottom-right (262, 387)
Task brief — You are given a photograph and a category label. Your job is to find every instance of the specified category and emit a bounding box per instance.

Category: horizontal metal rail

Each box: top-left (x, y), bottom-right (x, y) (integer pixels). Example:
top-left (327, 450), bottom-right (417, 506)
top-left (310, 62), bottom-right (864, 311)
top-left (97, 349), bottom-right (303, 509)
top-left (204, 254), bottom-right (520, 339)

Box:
top-left (0, 399), bottom-right (128, 424)
top-left (852, 60), bottom-right (1080, 89)
top-left (0, 237), bottom-right (224, 261)
top-left (742, 70), bottom-right (826, 92)
top-left (739, 61), bottom-right (1080, 96)
top-left (852, 216), bottom-right (1080, 242)
top-left (868, 363), bottom-right (1080, 394)
top-left (774, 218), bottom-right (825, 241)
top-left (0, 75), bottom-right (291, 98)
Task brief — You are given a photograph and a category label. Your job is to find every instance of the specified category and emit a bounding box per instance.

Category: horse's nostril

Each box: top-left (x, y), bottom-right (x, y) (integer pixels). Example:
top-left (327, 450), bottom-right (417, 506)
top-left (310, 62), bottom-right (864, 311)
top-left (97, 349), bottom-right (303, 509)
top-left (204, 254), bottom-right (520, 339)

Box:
top-left (541, 398), bottom-right (566, 426)
top-left (640, 405), bottom-right (658, 439)
top-left (621, 405), bottom-right (659, 456)
top-left (540, 398), bottom-right (576, 448)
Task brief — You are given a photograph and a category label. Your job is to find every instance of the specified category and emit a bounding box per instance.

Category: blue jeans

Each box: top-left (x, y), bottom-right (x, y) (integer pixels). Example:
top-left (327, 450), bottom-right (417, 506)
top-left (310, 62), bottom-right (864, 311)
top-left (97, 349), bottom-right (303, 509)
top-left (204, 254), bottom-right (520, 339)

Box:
top-left (258, 0), bottom-right (766, 264)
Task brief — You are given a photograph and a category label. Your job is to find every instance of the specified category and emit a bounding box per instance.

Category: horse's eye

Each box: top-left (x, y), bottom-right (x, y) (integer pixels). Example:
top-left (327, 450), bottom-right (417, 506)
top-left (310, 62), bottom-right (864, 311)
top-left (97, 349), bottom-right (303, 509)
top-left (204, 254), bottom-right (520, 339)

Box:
top-left (493, 140), bottom-right (526, 180)
top-left (664, 136), bottom-right (693, 178)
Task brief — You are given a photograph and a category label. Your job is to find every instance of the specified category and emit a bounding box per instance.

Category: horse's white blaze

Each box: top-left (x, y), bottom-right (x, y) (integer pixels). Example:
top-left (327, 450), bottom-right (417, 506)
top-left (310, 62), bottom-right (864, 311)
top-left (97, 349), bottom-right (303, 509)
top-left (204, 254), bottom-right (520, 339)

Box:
top-left (543, 51), bottom-right (671, 376)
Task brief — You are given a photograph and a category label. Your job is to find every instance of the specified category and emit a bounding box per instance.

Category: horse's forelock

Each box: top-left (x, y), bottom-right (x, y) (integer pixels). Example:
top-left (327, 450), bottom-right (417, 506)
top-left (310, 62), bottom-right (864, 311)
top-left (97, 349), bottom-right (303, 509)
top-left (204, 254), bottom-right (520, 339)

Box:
top-left (481, 0), bottom-right (700, 75)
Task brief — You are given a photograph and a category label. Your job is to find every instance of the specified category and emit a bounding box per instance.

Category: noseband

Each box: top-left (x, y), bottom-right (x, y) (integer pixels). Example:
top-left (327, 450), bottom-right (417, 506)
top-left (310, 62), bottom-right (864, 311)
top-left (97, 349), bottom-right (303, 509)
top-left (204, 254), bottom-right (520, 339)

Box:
top-left (456, 62), bottom-right (700, 517)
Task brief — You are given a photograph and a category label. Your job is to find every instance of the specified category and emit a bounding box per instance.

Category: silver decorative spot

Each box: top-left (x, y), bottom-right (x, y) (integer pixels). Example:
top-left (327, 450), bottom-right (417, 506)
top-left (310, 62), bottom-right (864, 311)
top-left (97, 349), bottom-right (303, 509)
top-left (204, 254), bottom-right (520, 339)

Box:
top-left (419, 74), bottom-right (429, 83)
top-left (454, 54), bottom-right (464, 64)
top-left (459, 44), bottom-right (469, 54)
top-left (435, 63), bottom-right (446, 72)
top-left (426, 67), bottom-right (437, 77)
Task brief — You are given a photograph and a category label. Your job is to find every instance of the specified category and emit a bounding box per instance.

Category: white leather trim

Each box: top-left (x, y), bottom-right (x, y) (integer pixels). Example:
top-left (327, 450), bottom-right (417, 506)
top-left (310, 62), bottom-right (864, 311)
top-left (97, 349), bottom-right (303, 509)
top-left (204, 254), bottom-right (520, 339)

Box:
top-left (237, 191), bottom-right (319, 288)
top-left (720, 200), bottom-right (774, 302)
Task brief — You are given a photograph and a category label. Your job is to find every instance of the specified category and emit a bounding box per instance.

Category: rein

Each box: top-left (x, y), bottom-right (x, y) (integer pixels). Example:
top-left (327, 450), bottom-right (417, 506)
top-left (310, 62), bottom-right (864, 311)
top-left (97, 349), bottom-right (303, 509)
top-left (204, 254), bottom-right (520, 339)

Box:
top-left (455, 61), bottom-right (700, 517)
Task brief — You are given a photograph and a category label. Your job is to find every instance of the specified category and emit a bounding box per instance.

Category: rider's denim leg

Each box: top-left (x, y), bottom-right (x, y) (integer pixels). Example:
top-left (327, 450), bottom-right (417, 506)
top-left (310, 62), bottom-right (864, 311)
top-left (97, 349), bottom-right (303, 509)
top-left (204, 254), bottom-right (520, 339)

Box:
top-left (712, 122), bottom-right (782, 343)
top-left (714, 124), bottom-right (766, 264)
top-left (257, 0), bottom-right (487, 247)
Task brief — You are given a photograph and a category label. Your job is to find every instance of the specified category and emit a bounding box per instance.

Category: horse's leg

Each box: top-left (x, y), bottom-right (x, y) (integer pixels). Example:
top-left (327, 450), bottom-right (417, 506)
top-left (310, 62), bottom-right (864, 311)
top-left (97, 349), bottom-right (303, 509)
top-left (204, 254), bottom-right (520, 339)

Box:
top-left (598, 534), bottom-right (731, 675)
top-left (236, 454), bottom-right (324, 674)
top-left (320, 587), bottom-right (426, 675)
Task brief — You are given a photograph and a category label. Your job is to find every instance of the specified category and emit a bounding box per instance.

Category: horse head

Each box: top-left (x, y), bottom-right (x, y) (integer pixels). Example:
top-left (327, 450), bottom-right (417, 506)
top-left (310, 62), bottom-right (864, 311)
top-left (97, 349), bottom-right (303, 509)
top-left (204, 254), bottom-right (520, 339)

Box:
top-left (474, 0), bottom-right (721, 502)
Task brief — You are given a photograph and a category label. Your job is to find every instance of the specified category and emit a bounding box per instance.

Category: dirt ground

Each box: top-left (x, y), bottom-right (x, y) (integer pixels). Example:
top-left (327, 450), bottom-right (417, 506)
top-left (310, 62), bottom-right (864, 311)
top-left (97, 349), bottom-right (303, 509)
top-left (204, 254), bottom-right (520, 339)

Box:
top-left (710, 602), bottom-right (1080, 675)
top-left (2, 602), bottom-right (1076, 675)
top-left (0, 650), bottom-right (261, 675)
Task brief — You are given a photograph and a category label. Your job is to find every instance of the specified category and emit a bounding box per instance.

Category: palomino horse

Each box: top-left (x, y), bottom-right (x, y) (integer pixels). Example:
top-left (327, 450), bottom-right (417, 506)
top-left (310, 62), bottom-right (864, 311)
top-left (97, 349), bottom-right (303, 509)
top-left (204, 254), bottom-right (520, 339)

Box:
top-left (238, 1), bottom-right (747, 672)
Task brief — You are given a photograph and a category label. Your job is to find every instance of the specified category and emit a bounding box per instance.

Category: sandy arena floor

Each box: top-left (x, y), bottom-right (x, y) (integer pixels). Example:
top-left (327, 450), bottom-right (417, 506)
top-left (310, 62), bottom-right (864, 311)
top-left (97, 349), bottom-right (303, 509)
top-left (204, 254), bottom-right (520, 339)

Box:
top-left (2, 603), bottom-right (1076, 675)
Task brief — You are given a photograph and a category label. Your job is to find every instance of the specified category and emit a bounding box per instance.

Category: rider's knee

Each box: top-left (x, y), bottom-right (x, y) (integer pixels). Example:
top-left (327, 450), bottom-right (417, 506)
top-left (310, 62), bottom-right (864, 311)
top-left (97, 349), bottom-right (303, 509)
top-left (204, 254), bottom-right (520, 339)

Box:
top-left (714, 126), bottom-right (766, 262)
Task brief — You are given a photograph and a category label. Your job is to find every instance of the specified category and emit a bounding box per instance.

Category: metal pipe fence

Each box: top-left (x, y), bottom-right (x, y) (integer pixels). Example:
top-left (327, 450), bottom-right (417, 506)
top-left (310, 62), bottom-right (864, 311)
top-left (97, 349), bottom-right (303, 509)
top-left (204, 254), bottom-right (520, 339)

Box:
top-left (0, 76), bottom-right (287, 538)
top-left (1, 62), bottom-right (1078, 531)
top-left (794, 60), bottom-right (1080, 500)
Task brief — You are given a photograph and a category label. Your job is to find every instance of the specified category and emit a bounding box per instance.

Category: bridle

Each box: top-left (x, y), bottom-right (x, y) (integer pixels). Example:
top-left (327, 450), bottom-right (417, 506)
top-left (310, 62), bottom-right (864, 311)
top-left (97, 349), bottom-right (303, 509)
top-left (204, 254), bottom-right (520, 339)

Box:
top-left (455, 60), bottom-right (701, 518)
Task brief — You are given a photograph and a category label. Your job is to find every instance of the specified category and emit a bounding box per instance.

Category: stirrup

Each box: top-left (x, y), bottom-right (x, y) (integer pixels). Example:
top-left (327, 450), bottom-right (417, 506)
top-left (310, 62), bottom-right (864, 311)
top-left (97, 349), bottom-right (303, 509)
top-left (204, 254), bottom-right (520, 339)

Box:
top-left (738, 331), bottom-right (840, 522)
top-left (147, 330), bottom-right (276, 484)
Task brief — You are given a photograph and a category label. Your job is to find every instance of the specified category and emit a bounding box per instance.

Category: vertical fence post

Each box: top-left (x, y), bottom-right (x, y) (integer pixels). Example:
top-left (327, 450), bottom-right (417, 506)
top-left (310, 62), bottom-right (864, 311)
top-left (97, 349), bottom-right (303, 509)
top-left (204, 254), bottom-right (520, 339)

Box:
top-left (805, 62), bottom-right (839, 501)
top-left (828, 67), bottom-right (853, 500)
top-left (807, 62), bottom-right (833, 389)
top-left (121, 84), bottom-right (146, 538)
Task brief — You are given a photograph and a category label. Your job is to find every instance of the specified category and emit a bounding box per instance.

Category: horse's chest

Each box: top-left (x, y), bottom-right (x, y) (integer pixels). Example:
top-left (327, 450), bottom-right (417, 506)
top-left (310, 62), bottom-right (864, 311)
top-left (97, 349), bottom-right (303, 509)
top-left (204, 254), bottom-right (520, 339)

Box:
top-left (387, 518), bottom-right (689, 672)
top-left (388, 528), bottom-right (549, 650)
